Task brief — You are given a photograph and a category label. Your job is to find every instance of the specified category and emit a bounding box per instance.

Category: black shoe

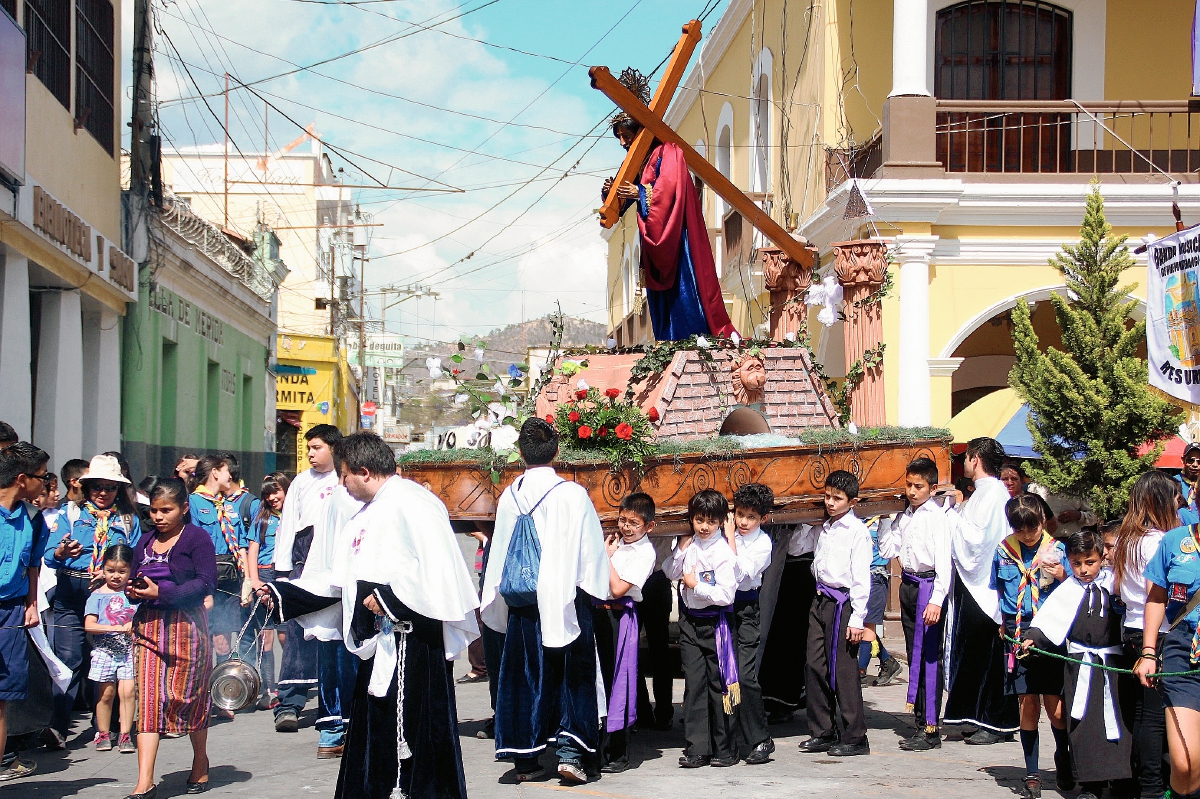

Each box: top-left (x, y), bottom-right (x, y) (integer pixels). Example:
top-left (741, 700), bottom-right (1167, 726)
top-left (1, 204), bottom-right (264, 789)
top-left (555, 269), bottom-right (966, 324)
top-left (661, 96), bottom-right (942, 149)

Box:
top-left (1021, 774), bottom-right (1041, 798)
top-left (476, 718), bottom-right (495, 740)
top-left (860, 670), bottom-right (870, 686)
top-left (709, 755), bottom-right (738, 767)
top-left (743, 741), bottom-right (772, 765)
top-left (798, 736), bottom-right (838, 753)
top-left (125, 787), bottom-right (158, 799)
top-left (873, 656), bottom-right (903, 686)
top-left (1054, 748), bottom-right (1075, 791)
top-left (600, 760), bottom-right (629, 774)
top-left (963, 728), bottom-right (1004, 745)
top-left (185, 780), bottom-right (209, 794)
top-left (829, 740), bottom-right (870, 757)
top-left (678, 754), bottom-right (710, 768)
top-left (898, 730), bottom-right (941, 751)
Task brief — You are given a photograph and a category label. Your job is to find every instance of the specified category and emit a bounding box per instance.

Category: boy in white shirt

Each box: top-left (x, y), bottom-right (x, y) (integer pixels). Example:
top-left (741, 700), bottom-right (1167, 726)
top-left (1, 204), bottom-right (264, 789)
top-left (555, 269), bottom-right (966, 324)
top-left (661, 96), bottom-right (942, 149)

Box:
top-left (593, 492), bottom-right (657, 774)
top-left (665, 489), bottom-right (739, 768)
top-left (796, 470), bottom-right (873, 757)
top-left (877, 456), bottom-right (953, 751)
top-left (727, 483), bottom-right (775, 765)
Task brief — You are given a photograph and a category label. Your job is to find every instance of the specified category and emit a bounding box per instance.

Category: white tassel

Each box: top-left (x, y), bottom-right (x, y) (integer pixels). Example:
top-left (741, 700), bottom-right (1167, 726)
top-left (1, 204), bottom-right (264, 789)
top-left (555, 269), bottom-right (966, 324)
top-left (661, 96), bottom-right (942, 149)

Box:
top-left (391, 620), bottom-right (415, 799)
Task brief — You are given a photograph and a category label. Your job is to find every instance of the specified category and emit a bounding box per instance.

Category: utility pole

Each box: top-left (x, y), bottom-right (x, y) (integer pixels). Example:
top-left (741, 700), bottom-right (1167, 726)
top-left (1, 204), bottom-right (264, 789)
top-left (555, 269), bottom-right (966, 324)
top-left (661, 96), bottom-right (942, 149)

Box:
top-left (129, 0), bottom-right (158, 202)
top-left (223, 72), bottom-right (230, 229)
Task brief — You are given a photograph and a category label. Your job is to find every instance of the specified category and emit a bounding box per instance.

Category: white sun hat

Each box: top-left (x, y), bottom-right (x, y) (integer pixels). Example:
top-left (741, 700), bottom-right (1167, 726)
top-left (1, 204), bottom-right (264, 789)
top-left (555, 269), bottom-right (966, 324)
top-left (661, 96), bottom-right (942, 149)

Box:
top-left (79, 454), bottom-right (131, 485)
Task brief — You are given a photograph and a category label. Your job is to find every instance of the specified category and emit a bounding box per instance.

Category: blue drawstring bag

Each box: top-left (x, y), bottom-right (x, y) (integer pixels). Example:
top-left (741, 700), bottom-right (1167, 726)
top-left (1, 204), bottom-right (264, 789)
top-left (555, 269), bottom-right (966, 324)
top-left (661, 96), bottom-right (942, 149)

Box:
top-left (498, 479), bottom-right (564, 608)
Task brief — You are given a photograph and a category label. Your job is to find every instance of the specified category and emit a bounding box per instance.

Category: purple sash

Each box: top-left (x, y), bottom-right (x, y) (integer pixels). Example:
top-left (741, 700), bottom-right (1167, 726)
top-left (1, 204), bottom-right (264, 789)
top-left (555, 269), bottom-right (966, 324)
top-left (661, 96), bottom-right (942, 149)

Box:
top-left (592, 596), bottom-right (639, 732)
top-left (816, 582), bottom-right (850, 692)
top-left (903, 571), bottom-right (940, 727)
top-left (685, 604), bottom-right (741, 713)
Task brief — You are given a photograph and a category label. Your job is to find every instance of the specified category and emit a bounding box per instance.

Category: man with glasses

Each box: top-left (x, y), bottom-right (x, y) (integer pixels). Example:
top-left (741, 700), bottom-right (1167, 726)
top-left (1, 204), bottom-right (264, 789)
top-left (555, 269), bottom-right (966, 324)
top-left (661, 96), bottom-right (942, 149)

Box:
top-left (0, 442), bottom-right (51, 782)
top-left (1175, 443), bottom-right (1200, 513)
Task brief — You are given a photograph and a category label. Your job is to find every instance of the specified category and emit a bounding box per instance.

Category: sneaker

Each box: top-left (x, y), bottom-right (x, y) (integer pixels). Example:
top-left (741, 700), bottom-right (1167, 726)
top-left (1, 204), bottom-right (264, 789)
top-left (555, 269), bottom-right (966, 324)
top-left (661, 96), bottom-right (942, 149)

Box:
top-left (898, 730), bottom-right (941, 751)
top-left (41, 727), bottom-right (66, 751)
top-left (0, 759), bottom-right (35, 781)
top-left (557, 762), bottom-right (587, 783)
top-left (94, 731), bottom-right (113, 751)
top-left (1021, 773), bottom-right (1041, 798)
top-left (873, 656), bottom-right (903, 686)
top-left (118, 733), bottom-right (137, 754)
top-left (256, 691), bottom-right (279, 711)
top-left (274, 710), bottom-right (298, 733)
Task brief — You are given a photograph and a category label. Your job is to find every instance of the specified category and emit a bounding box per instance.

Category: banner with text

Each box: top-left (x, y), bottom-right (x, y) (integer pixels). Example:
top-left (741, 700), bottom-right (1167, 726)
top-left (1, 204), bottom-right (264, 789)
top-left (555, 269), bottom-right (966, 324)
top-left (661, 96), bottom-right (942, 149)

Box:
top-left (1148, 226), bottom-right (1200, 405)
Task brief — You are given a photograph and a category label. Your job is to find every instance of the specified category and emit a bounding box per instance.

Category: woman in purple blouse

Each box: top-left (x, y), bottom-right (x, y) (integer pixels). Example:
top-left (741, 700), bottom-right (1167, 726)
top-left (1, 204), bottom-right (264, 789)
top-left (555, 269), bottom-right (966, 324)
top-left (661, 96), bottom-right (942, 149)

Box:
top-left (125, 477), bottom-right (217, 799)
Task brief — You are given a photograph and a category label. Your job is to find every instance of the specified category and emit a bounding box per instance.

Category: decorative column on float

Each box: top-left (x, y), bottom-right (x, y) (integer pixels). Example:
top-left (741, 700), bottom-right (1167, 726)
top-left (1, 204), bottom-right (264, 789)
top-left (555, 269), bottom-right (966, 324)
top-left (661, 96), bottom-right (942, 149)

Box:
top-left (832, 239), bottom-right (888, 428)
top-left (761, 240), bottom-right (818, 342)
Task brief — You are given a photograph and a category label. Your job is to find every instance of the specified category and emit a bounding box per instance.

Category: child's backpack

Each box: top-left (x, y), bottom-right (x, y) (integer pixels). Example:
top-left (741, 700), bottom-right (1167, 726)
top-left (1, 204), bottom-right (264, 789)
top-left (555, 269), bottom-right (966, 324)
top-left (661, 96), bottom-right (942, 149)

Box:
top-left (498, 478), bottom-right (565, 608)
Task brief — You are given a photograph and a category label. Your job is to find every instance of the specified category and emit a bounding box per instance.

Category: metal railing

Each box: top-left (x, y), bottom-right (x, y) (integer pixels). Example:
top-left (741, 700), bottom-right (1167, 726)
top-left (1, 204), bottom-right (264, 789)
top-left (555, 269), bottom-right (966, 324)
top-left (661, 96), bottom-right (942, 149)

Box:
top-left (825, 131), bottom-right (883, 190)
top-left (157, 195), bottom-right (284, 301)
top-left (935, 100), bottom-right (1200, 176)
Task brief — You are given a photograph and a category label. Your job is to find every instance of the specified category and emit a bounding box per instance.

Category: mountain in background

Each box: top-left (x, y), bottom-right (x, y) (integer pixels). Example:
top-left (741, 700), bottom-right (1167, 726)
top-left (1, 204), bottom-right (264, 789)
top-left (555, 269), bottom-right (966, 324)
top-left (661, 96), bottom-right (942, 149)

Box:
top-left (409, 315), bottom-right (607, 369)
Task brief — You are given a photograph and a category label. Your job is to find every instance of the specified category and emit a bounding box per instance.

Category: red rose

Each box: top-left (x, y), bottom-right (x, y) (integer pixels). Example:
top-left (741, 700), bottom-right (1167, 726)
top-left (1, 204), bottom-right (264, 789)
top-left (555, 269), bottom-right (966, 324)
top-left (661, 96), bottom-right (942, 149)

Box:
top-left (647, 407), bottom-right (660, 422)
top-left (568, 411), bottom-right (580, 422)
top-left (597, 427), bottom-right (608, 437)
top-left (545, 415), bottom-right (555, 424)
top-left (615, 423), bottom-right (633, 440)
top-left (575, 389), bottom-right (588, 400)
top-left (577, 425), bottom-right (593, 439)
top-left (605, 387), bottom-right (621, 399)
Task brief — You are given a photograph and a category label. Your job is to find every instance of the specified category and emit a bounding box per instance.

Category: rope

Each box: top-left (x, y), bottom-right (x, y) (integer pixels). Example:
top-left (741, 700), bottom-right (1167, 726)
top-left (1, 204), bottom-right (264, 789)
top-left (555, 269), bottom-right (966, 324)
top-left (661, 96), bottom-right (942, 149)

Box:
top-left (1001, 633), bottom-right (1200, 678)
top-left (390, 619), bottom-right (414, 799)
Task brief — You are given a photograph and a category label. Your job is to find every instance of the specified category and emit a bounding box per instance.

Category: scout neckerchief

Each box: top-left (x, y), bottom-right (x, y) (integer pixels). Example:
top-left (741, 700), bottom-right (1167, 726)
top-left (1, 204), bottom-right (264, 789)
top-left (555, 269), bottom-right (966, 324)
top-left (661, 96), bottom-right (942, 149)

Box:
top-left (83, 501), bottom-right (117, 576)
top-left (1001, 530), bottom-right (1056, 646)
top-left (195, 485), bottom-right (242, 570)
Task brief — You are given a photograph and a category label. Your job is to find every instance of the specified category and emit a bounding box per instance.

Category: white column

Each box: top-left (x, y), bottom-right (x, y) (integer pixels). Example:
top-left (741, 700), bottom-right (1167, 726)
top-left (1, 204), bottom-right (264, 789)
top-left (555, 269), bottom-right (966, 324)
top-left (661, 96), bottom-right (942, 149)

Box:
top-left (891, 0), bottom-right (931, 97)
top-left (895, 236), bottom-right (938, 427)
top-left (0, 250), bottom-right (32, 438)
top-left (33, 290), bottom-right (84, 471)
top-left (81, 304), bottom-right (122, 458)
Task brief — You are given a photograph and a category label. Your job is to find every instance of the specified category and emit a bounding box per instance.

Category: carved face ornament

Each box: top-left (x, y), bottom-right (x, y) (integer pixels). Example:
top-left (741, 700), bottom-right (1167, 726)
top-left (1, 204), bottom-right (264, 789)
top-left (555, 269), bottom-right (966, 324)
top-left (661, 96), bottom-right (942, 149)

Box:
top-left (731, 354), bottom-right (768, 404)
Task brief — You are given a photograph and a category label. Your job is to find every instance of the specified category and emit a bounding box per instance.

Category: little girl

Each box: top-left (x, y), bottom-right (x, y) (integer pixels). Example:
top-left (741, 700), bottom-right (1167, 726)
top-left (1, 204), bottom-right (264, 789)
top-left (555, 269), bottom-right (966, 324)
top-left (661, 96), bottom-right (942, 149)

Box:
top-left (84, 544), bottom-right (139, 753)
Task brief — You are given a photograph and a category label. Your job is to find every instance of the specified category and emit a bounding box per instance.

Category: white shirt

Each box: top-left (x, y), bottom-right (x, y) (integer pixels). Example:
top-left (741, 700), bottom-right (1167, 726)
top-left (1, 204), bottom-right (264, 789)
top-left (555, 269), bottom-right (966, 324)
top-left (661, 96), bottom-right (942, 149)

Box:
top-left (878, 499), bottom-right (954, 607)
top-left (609, 535), bottom-right (656, 602)
top-left (951, 475), bottom-right (1013, 623)
top-left (665, 533), bottom-right (736, 610)
top-left (793, 512), bottom-right (873, 628)
top-left (1119, 528), bottom-right (1168, 633)
top-left (480, 467), bottom-right (610, 648)
top-left (732, 527), bottom-right (773, 591)
top-left (288, 486), bottom-right (364, 642)
top-left (273, 468), bottom-right (340, 573)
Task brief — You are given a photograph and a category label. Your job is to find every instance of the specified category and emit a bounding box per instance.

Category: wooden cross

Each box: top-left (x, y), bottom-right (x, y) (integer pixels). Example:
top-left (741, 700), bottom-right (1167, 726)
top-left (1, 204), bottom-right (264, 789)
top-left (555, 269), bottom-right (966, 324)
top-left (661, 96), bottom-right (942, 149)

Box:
top-left (591, 29), bottom-right (815, 269)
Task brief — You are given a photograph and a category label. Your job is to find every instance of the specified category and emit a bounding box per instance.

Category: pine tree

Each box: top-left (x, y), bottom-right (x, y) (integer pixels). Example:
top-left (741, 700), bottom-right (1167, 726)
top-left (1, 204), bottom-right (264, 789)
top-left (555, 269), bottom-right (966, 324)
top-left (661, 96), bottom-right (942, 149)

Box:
top-left (1009, 183), bottom-right (1182, 518)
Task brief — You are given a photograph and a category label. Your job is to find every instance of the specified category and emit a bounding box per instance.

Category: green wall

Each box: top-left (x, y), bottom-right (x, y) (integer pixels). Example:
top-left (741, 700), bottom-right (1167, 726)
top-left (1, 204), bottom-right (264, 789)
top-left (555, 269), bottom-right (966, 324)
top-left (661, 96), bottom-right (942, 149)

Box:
top-left (122, 277), bottom-right (273, 485)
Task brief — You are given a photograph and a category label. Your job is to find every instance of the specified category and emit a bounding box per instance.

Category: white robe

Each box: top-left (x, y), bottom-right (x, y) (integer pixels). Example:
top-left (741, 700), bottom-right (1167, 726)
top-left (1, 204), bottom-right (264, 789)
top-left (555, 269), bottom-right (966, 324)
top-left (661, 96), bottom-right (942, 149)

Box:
top-left (332, 476), bottom-right (480, 697)
top-left (479, 466), bottom-right (610, 649)
top-left (287, 486), bottom-right (363, 642)
top-left (273, 467), bottom-right (340, 574)
top-left (951, 475), bottom-right (1012, 622)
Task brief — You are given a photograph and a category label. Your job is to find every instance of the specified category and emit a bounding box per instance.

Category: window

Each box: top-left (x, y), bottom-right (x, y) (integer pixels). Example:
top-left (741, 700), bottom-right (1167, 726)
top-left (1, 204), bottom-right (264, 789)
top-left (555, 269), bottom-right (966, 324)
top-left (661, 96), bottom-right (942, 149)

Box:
top-left (935, 0), bottom-right (1072, 100)
top-left (1, 1), bottom-right (17, 20)
top-left (751, 73), bottom-right (770, 192)
top-left (76, 0), bottom-right (114, 154)
top-left (25, 0), bottom-right (70, 110)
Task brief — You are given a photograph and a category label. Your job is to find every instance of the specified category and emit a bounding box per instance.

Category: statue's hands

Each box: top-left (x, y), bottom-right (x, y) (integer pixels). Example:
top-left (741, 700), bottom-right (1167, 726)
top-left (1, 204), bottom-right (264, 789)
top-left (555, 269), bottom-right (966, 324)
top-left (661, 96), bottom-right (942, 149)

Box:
top-left (615, 181), bottom-right (640, 201)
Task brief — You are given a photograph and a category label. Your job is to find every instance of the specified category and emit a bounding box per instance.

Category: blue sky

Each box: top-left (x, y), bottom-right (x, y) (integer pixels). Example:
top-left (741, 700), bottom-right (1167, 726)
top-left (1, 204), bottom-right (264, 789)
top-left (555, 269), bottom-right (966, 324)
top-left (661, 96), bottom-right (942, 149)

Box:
top-left (125, 0), bottom-right (730, 342)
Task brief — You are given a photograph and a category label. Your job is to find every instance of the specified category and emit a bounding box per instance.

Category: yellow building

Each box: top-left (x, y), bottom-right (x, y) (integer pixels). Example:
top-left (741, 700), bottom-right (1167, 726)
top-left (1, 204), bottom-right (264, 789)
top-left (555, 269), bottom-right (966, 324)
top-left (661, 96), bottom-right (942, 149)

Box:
top-left (605, 0), bottom-right (1197, 435)
top-left (275, 333), bottom-right (358, 472)
top-left (0, 1), bottom-right (137, 471)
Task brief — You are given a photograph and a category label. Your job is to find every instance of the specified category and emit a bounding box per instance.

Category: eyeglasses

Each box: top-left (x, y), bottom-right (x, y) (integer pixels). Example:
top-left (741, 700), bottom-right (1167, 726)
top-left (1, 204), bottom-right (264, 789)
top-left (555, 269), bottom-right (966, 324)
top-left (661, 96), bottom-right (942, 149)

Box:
top-left (23, 472), bottom-right (54, 484)
top-left (89, 483), bottom-right (120, 493)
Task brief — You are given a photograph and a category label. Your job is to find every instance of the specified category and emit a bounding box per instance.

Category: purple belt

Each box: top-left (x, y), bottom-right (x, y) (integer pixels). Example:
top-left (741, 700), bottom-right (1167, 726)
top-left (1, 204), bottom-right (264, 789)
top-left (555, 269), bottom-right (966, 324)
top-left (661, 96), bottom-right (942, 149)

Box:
top-left (903, 571), bottom-right (940, 727)
top-left (816, 583), bottom-right (851, 693)
top-left (591, 596), bottom-right (638, 732)
top-left (684, 604), bottom-right (741, 713)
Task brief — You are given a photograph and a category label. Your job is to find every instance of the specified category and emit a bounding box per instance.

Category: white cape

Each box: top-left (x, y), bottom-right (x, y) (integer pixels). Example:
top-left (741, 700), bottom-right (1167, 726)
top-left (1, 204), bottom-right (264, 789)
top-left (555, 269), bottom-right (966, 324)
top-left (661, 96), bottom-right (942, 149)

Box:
top-left (332, 476), bottom-right (480, 697)
top-left (273, 468), bottom-right (340, 574)
top-left (950, 476), bottom-right (1012, 622)
top-left (287, 486), bottom-right (363, 642)
top-left (1030, 571), bottom-right (1116, 646)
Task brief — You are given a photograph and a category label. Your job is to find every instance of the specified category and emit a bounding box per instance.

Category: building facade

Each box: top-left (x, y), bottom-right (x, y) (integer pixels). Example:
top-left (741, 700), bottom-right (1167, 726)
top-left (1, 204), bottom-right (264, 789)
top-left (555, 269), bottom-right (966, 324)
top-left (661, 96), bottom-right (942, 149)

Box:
top-left (0, 1), bottom-right (136, 472)
top-left (275, 333), bottom-right (357, 472)
top-left (606, 0), bottom-right (1199, 434)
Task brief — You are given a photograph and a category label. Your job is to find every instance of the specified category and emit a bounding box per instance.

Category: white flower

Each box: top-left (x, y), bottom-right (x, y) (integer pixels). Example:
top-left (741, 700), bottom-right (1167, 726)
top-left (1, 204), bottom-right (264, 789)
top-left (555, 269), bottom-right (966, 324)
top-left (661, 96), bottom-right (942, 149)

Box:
top-left (696, 335), bottom-right (711, 349)
top-left (731, 331), bottom-right (741, 345)
top-left (493, 380), bottom-right (506, 395)
top-left (425, 357), bottom-right (443, 379)
top-left (577, 378), bottom-right (590, 391)
top-left (454, 393), bottom-right (469, 406)
top-left (784, 331), bottom-right (797, 342)
top-left (848, 422), bottom-right (859, 435)
top-left (474, 346), bottom-right (485, 363)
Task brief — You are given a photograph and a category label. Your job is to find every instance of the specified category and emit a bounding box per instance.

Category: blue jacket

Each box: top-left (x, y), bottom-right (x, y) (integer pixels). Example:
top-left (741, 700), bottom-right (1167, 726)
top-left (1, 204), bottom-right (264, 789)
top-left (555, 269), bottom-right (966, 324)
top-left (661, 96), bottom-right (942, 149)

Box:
top-left (44, 504), bottom-right (141, 572)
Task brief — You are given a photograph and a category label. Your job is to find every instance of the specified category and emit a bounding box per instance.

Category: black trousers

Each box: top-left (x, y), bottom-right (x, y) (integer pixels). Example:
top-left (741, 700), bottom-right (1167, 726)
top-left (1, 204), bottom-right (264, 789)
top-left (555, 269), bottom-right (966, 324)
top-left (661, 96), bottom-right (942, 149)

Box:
top-left (1119, 629), bottom-right (1169, 797)
top-left (50, 573), bottom-right (92, 735)
top-left (592, 606), bottom-right (629, 767)
top-left (732, 597), bottom-right (770, 752)
top-left (805, 593), bottom-right (867, 745)
top-left (899, 580), bottom-right (944, 728)
top-left (679, 612), bottom-right (734, 759)
top-left (636, 572), bottom-right (674, 726)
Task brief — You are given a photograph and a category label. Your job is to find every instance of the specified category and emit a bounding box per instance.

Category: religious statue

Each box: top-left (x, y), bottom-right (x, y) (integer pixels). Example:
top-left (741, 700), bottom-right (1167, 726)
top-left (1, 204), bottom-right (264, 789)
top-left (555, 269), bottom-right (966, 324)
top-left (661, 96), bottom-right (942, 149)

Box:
top-left (602, 68), bottom-right (737, 343)
top-left (730, 351), bottom-right (767, 407)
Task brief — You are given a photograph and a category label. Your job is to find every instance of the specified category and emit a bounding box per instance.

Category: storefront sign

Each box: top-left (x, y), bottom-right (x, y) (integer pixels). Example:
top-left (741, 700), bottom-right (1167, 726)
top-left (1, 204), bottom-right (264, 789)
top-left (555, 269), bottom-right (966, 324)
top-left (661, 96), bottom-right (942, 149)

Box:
top-left (33, 186), bottom-right (91, 262)
top-left (345, 334), bottom-right (405, 368)
top-left (108, 246), bottom-right (136, 293)
top-left (1148, 226), bottom-right (1200, 403)
top-left (148, 281), bottom-right (225, 346)
top-left (276, 373), bottom-right (317, 406)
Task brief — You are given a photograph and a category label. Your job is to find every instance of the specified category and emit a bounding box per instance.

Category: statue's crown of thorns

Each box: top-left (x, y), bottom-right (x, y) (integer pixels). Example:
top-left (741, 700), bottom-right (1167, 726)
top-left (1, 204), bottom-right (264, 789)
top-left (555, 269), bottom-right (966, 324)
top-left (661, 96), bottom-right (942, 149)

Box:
top-left (611, 68), bottom-right (652, 125)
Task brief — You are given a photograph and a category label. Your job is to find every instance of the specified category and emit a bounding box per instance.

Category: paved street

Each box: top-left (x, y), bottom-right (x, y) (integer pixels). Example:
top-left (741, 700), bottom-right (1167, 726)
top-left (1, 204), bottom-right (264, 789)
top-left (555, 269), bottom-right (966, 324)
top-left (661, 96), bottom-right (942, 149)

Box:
top-left (19, 653), bottom-right (1068, 799)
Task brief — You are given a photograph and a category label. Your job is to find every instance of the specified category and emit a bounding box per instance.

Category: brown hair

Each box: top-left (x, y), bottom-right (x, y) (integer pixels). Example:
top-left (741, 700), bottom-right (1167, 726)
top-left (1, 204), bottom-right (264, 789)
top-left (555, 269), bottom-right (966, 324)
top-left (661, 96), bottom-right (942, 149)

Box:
top-left (1113, 471), bottom-right (1181, 595)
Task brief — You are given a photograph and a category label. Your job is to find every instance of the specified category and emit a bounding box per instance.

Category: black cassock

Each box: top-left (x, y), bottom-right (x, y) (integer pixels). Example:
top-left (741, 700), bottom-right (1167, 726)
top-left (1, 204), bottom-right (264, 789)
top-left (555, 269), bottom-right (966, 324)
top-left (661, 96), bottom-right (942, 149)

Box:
top-left (272, 580), bottom-right (468, 799)
top-left (758, 544), bottom-right (816, 717)
top-left (943, 574), bottom-right (1020, 732)
top-left (1029, 582), bottom-right (1132, 786)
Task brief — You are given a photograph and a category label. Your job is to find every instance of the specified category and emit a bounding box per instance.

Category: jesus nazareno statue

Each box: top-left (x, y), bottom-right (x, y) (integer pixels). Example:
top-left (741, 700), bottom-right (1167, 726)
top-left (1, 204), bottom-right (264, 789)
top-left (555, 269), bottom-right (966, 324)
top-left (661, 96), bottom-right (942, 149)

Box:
top-left (602, 69), bottom-right (737, 342)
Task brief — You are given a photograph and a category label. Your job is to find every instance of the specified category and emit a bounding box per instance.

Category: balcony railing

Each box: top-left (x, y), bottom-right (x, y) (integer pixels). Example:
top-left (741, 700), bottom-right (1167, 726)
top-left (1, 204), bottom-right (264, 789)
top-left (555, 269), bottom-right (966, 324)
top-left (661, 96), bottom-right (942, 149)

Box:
top-left (935, 100), bottom-right (1200, 176)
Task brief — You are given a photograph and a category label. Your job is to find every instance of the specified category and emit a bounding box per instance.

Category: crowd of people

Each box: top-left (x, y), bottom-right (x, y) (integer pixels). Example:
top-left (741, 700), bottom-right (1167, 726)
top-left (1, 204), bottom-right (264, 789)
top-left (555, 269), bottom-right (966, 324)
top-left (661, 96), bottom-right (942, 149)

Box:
top-left (5, 416), bottom-right (1200, 799)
